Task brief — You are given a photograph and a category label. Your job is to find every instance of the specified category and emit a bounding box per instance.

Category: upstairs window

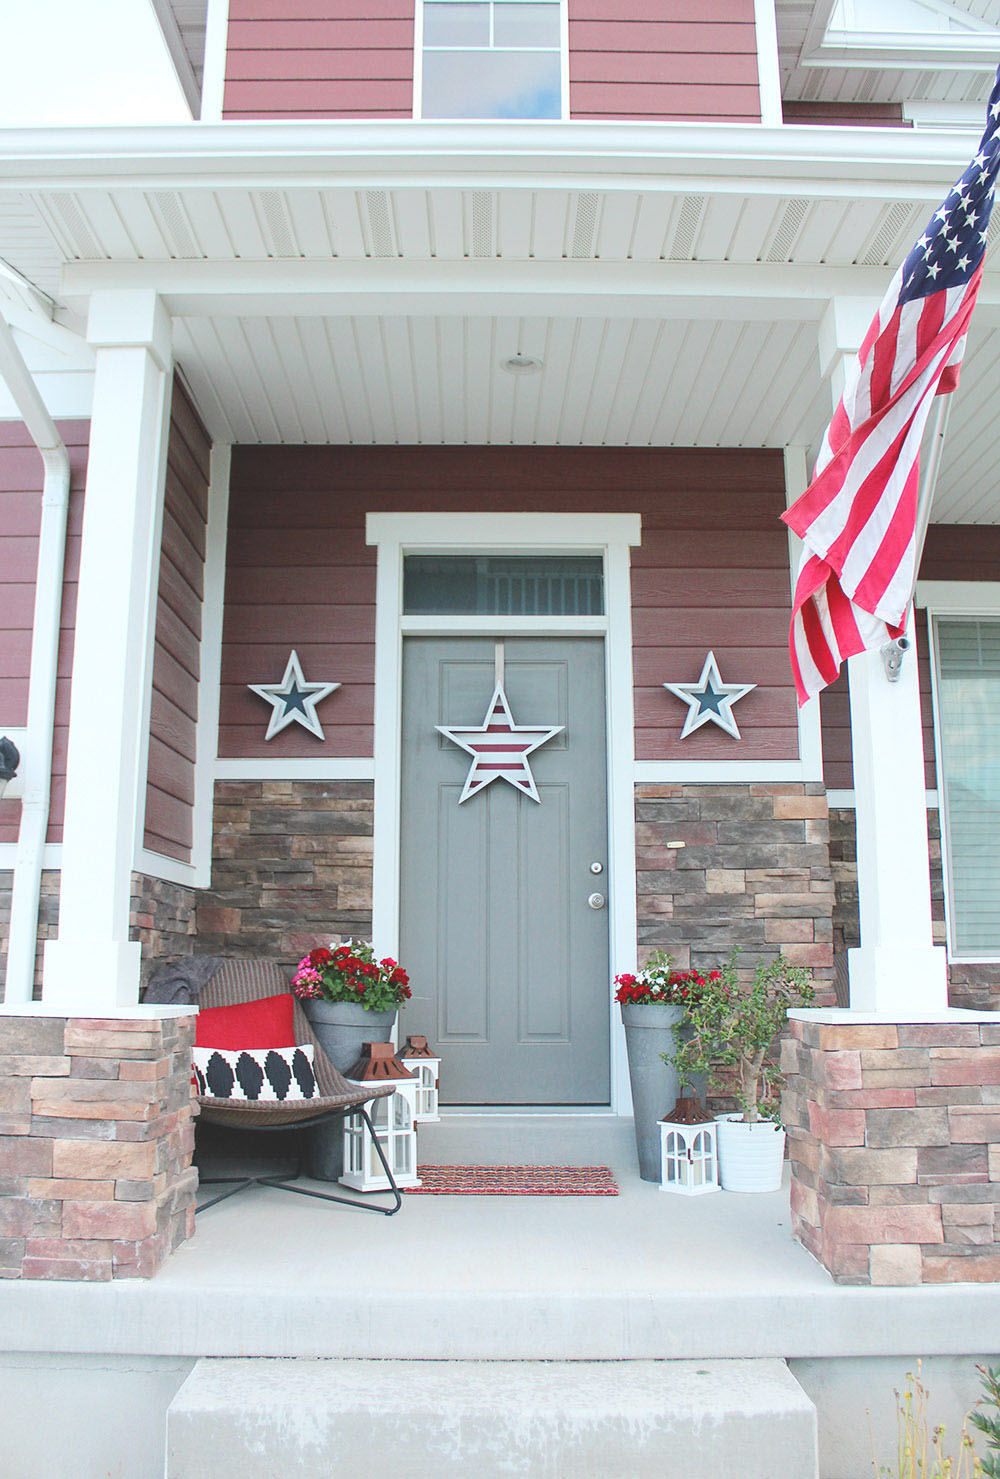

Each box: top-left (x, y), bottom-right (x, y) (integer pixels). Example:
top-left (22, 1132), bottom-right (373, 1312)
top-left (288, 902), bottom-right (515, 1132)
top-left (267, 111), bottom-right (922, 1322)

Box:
top-left (419, 1), bottom-right (563, 120)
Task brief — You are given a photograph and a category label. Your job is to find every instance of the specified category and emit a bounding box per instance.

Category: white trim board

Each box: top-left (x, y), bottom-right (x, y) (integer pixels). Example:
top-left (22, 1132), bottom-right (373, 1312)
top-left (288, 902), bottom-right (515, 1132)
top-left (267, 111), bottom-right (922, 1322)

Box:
top-left (214, 758), bottom-right (376, 781)
top-left (634, 761), bottom-right (815, 783)
top-left (916, 581), bottom-right (1000, 614)
top-left (134, 848), bottom-right (199, 890)
top-left (365, 510), bottom-right (641, 1115)
top-left (826, 789), bottom-right (940, 809)
top-left (0, 843), bottom-right (61, 870)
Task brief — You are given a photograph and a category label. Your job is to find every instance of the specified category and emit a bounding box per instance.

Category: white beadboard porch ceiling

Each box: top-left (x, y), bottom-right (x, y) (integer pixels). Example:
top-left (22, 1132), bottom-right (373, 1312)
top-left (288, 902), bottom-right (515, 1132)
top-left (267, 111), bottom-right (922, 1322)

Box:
top-left (2, 158), bottom-right (1000, 521)
top-left (775, 0), bottom-right (1000, 107)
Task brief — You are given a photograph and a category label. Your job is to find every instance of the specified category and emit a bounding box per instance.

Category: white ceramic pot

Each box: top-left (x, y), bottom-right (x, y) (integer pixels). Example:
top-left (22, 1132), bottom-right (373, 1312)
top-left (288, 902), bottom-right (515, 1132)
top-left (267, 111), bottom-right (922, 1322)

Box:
top-left (716, 1114), bottom-right (786, 1193)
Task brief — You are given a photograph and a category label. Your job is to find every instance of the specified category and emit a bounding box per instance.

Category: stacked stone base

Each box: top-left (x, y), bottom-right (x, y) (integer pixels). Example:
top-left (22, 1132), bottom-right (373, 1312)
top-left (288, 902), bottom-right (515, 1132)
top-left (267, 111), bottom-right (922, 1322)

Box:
top-left (0, 1013), bottom-right (197, 1281)
top-left (784, 1017), bottom-right (1000, 1285)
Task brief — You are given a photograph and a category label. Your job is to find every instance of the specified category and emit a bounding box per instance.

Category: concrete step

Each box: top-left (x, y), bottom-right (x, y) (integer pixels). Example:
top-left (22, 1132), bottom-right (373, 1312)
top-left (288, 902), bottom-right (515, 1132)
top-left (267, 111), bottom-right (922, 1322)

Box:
top-left (166, 1356), bottom-right (819, 1478)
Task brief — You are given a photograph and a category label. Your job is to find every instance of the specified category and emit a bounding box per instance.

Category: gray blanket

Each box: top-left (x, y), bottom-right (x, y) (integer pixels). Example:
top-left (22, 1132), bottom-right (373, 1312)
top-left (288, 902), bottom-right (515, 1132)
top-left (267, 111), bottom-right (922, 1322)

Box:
top-left (143, 956), bottom-right (225, 1006)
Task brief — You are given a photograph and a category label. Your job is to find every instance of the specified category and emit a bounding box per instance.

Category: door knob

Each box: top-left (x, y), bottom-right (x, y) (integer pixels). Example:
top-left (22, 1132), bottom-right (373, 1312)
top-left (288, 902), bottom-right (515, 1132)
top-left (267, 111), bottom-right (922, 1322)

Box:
top-left (587, 892), bottom-right (606, 910)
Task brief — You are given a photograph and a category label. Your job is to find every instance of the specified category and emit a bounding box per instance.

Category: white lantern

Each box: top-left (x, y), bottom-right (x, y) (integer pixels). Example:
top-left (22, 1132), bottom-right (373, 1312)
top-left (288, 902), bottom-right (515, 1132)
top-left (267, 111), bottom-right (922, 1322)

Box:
top-left (398, 1035), bottom-right (441, 1123)
top-left (660, 1118), bottom-right (719, 1196)
top-left (340, 1043), bottom-right (422, 1192)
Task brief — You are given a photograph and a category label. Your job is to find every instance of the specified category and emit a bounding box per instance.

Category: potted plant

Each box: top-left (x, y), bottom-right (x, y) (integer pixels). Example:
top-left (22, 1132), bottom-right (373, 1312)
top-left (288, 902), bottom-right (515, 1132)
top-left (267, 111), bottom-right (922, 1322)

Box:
top-left (616, 953), bottom-right (712, 1182)
top-left (662, 953), bottom-right (814, 1193)
top-left (292, 941), bottom-right (412, 1075)
top-left (293, 941), bottom-right (413, 1182)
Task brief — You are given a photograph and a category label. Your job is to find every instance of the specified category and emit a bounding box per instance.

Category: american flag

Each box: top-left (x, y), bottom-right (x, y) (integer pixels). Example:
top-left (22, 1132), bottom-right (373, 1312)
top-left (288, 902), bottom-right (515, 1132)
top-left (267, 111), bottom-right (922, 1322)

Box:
top-left (782, 66), bottom-right (1000, 706)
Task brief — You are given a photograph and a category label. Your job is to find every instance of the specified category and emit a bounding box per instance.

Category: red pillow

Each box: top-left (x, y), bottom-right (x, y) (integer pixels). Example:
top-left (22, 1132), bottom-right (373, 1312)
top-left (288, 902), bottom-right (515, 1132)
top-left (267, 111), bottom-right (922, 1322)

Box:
top-left (195, 993), bottom-right (296, 1050)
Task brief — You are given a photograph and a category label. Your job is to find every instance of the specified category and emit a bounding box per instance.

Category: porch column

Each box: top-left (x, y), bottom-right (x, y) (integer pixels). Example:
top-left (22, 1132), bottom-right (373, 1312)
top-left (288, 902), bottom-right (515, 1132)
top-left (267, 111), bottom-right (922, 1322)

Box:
top-left (43, 291), bottom-right (173, 1010)
top-left (819, 297), bottom-right (947, 1015)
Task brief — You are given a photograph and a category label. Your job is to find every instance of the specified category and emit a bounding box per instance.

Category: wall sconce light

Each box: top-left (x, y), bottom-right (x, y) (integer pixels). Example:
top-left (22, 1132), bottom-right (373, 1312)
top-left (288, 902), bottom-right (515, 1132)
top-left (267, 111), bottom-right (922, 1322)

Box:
top-left (0, 736), bottom-right (19, 802)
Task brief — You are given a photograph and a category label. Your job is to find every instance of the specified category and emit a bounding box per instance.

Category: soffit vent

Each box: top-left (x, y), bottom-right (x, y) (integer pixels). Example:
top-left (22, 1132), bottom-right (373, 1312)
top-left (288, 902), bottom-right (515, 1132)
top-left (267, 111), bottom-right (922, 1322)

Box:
top-left (765, 198), bottom-right (809, 262)
top-left (364, 190), bottom-right (396, 258)
top-left (47, 192), bottom-right (102, 260)
top-left (259, 190), bottom-right (298, 258)
top-left (150, 190), bottom-right (200, 260)
top-left (666, 195), bottom-right (706, 261)
top-left (859, 201), bottom-right (919, 267)
top-left (470, 191), bottom-right (495, 257)
top-left (571, 192), bottom-right (601, 259)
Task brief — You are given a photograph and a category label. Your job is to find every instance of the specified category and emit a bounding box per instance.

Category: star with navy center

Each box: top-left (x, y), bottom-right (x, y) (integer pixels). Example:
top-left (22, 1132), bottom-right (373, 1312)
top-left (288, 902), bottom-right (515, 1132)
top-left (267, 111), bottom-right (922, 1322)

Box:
top-left (248, 650), bottom-right (340, 741)
top-left (663, 652), bottom-right (756, 740)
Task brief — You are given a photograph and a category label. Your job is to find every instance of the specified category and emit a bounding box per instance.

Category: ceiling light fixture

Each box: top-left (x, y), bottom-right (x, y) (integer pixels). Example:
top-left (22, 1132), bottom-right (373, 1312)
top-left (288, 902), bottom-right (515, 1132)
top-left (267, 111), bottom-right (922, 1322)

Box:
top-left (501, 354), bottom-right (543, 375)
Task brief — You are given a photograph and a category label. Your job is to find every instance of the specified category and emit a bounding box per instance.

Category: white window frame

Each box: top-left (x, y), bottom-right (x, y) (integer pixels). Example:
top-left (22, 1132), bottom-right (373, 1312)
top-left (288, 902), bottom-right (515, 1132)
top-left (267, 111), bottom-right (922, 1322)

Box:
top-left (366, 511), bottom-right (640, 1114)
top-left (918, 579), bottom-right (1000, 964)
top-left (413, 0), bottom-right (570, 122)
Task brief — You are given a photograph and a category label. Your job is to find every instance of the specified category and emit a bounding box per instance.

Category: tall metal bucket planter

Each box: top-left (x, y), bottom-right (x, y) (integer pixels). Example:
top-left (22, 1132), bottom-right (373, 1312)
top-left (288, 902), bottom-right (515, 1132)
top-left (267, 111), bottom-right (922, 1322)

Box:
top-left (300, 1000), bottom-right (396, 1180)
top-left (621, 1003), bottom-right (703, 1183)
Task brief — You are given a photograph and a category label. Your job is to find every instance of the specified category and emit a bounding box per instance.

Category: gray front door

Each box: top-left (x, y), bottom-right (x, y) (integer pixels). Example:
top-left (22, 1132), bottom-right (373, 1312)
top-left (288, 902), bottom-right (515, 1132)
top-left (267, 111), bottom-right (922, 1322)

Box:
top-left (399, 637), bottom-right (610, 1104)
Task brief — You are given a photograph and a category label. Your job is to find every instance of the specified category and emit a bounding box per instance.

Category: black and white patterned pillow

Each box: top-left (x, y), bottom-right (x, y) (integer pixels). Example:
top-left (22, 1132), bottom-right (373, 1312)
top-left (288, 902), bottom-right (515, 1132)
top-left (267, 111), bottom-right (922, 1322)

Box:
top-left (192, 1045), bottom-right (318, 1102)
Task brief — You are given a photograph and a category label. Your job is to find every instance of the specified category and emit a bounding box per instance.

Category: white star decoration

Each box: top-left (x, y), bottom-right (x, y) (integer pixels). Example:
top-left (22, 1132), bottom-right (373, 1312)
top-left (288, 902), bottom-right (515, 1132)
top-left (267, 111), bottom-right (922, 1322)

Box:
top-left (437, 685), bottom-right (563, 803)
top-left (663, 652), bottom-right (756, 740)
top-left (248, 650), bottom-right (340, 741)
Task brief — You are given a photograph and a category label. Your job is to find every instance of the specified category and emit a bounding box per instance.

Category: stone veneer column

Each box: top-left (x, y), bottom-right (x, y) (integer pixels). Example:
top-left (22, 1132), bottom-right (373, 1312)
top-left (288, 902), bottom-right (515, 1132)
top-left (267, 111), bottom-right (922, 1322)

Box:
top-left (784, 1014), bottom-right (1000, 1285)
top-left (0, 1011), bottom-right (197, 1280)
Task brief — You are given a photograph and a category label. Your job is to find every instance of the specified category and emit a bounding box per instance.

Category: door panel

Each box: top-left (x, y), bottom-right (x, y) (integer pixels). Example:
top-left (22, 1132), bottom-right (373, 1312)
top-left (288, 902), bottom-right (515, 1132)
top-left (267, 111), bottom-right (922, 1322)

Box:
top-left (399, 636), bottom-right (610, 1104)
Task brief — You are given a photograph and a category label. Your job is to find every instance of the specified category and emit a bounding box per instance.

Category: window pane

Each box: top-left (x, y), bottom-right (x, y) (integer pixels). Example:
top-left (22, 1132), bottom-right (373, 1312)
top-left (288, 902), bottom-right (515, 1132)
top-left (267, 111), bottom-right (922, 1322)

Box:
top-left (403, 556), bottom-right (605, 615)
top-left (493, 2), bottom-right (561, 48)
top-left (423, 2), bottom-right (490, 46)
top-left (421, 49), bottom-right (561, 118)
top-left (935, 618), bottom-right (1000, 954)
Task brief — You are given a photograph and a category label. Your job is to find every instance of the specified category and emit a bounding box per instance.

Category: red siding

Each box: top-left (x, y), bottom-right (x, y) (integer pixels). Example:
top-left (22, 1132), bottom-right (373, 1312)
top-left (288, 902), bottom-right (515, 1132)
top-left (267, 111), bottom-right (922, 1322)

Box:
top-left (221, 447), bottom-right (796, 763)
top-left (142, 381), bottom-right (210, 863)
top-left (0, 421), bottom-right (88, 847)
top-left (568, 0), bottom-right (761, 123)
top-left (818, 525), bottom-right (1000, 792)
top-left (782, 101), bottom-right (908, 128)
top-left (223, 0), bottom-right (414, 120)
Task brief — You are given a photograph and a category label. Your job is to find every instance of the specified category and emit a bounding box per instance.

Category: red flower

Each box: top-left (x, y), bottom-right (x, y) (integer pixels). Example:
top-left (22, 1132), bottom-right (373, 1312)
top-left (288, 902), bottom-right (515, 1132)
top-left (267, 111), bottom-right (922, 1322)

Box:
top-left (309, 947), bottom-right (333, 966)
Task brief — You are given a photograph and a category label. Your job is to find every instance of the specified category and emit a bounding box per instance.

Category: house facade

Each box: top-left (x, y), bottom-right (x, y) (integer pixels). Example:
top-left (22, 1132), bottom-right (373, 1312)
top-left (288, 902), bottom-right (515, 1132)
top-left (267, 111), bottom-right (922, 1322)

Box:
top-left (0, 0), bottom-right (999, 1290)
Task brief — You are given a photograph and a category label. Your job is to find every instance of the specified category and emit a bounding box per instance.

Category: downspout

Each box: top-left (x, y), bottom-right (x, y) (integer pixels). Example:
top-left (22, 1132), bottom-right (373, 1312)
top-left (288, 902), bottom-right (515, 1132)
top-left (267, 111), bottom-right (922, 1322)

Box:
top-left (0, 312), bottom-right (71, 1003)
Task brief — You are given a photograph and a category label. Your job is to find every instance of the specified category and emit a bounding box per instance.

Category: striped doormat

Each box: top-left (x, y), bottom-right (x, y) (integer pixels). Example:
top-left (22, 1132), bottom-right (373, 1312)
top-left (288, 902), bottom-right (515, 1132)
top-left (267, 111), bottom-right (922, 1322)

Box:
top-left (405, 1165), bottom-right (619, 1196)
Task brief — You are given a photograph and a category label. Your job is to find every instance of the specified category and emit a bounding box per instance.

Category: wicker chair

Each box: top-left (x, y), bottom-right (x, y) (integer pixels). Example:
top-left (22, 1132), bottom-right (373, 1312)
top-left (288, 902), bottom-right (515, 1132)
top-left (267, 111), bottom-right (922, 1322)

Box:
top-left (195, 959), bottom-right (402, 1216)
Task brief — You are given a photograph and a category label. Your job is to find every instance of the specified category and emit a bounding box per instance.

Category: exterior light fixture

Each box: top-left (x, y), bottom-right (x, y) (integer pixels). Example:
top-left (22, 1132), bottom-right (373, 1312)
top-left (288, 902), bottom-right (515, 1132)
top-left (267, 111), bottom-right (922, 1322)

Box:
top-left (0, 735), bottom-right (20, 802)
top-left (340, 1042), bottom-right (422, 1193)
top-left (398, 1035), bottom-right (441, 1123)
top-left (660, 1096), bottom-right (719, 1196)
top-left (501, 354), bottom-right (543, 375)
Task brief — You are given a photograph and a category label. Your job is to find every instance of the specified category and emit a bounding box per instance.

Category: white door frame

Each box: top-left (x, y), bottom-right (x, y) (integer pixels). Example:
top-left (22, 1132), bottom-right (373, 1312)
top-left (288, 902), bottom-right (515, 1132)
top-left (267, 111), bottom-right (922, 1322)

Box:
top-left (366, 511), bottom-right (641, 1113)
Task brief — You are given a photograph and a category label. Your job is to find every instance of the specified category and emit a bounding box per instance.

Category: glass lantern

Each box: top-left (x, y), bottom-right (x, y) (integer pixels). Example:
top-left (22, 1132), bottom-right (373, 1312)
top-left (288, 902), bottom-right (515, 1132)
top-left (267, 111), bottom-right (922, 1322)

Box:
top-left (398, 1035), bottom-right (441, 1123)
top-left (660, 1119), bottom-right (719, 1196)
top-left (340, 1042), bottom-right (422, 1192)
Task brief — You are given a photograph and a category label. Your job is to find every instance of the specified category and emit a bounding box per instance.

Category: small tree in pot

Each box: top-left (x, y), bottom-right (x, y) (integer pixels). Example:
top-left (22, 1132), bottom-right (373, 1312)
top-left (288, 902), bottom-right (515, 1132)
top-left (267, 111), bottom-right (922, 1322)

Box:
top-left (662, 953), bottom-right (814, 1192)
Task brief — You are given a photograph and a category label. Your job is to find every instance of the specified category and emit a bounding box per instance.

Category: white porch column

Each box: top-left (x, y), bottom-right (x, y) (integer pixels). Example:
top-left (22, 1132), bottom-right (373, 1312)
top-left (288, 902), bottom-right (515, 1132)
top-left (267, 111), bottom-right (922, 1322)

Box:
top-left (43, 291), bottom-right (173, 1010)
top-left (818, 297), bottom-right (948, 1015)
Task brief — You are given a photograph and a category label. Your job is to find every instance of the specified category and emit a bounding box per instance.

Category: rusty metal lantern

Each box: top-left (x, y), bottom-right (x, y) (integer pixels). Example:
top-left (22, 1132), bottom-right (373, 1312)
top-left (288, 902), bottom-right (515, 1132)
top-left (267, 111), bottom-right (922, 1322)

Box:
top-left (660, 1096), bottom-right (719, 1196)
top-left (398, 1035), bottom-right (441, 1123)
top-left (341, 1042), bottom-right (422, 1192)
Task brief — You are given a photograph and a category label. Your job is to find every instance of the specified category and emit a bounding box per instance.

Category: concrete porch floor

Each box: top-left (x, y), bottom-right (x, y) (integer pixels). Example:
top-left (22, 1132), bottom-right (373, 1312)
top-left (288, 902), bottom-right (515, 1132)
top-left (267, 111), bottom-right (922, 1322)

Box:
top-left (3, 1112), bottom-right (998, 1365)
top-left (3, 1115), bottom-right (1000, 1478)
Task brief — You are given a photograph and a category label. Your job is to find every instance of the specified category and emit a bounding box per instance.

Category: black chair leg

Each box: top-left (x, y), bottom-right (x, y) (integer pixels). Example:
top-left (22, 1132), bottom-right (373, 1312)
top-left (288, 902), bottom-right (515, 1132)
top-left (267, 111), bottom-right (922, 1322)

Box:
top-left (196, 1108), bottom-right (404, 1217)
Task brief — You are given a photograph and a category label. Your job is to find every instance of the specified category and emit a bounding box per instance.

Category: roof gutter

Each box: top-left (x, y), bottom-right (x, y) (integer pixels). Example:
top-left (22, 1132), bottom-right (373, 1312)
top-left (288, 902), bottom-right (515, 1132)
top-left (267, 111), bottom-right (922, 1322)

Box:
top-left (0, 312), bottom-right (70, 1004)
top-left (0, 119), bottom-right (983, 197)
